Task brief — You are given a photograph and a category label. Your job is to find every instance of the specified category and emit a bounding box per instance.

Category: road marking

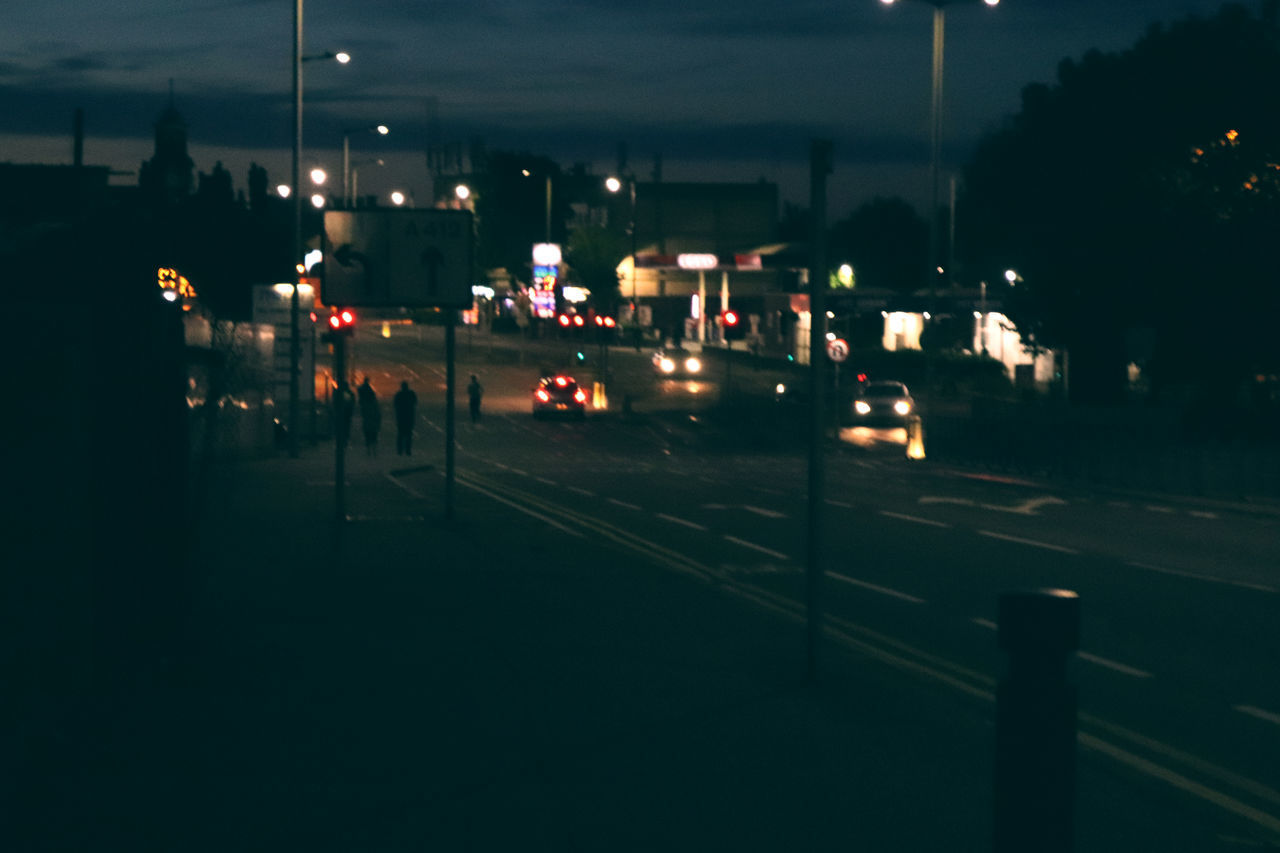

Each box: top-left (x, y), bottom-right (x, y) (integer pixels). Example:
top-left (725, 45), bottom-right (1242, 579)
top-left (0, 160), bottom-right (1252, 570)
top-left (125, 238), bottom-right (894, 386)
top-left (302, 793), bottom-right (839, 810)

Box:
top-left (920, 496), bottom-right (974, 507)
top-left (973, 621), bottom-right (1153, 678)
top-left (1077, 651), bottom-right (1153, 679)
top-left (454, 479), bottom-right (585, 538)
top-left (723, 535), bottom-right (790, 561)
top-left (1235, 705), bottom-right (1280, 727)
top-left (825, 499), bottom-right (853, 508)
top-left (1145, 504), bottom-right (1177, 514)
top-left (977, 530), bottom-right (1079, 554)
top-left (1128, 561), bottom-right (1277, 593)
top-left (384, 472), bottom-right (424, 498)
top-left (567, 486), bottom-right (595, 497)
top-left (657, 513), bottom-right (707, 531)
top-left (983, 496), bottom-right (1067, 515)
top-left (743, 505), bottom-right (787, 519)
top-left (508, 467), bottom-right (528, 476)
top-left (608, 498), bottom-right (642, 510)
top-left (534, 476), bottom-right (557, 486)
top-left (826, 572), bottom-right (925, 604)
top-left (1188, 510), bottom-right (1220, 519)
top-left (701, 503), bottom-right (730, 510)
top-left (878, 510), bottom-right (952, 528)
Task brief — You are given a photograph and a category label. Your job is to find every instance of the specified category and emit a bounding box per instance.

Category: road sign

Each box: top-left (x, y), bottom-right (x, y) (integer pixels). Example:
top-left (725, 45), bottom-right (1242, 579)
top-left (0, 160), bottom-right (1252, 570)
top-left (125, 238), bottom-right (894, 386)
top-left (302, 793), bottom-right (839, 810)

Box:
top-left (322, 209), bottom-right (474, 308)
top-left (826, 337), bottom-right (849, 362)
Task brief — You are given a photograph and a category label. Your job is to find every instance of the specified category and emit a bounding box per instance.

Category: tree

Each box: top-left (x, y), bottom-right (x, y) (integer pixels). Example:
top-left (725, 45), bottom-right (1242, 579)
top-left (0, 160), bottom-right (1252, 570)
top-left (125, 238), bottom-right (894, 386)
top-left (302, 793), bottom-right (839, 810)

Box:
top-left (565, 225), bottom-right (626, 313)
top-left (959, 3), bottom-right (1280, 403)
top-left (828, 197), bottom-right (927, 294)
top-left (471, 151), bottom-right (569, 280)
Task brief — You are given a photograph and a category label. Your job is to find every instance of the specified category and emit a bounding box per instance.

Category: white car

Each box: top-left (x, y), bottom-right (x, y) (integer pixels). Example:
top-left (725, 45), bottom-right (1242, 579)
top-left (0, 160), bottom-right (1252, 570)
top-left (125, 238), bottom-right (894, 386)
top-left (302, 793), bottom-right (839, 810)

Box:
top-left (652, 348), bottom-right (702, 377)
top-left (852, 381), bottom-right (915, 425)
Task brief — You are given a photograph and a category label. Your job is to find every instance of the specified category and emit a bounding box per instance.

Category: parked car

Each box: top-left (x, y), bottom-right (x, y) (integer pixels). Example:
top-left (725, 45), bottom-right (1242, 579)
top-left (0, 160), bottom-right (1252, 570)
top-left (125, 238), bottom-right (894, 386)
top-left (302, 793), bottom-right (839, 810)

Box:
top-left (532, 374), bottom-right (588, 419)
top-left (851, 381), bottom-right (915, 425)
top-left (652, 347), bottom-right (702, 377)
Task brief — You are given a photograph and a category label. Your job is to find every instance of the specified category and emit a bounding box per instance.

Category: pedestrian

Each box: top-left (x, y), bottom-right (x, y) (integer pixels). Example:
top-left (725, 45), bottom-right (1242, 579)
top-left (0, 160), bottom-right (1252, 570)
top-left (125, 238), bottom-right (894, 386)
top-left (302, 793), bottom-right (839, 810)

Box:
top-left (467, 374), bottom-right (484, 423)
top-left (393, 380), bottom-right (418, 456)
top-left (357, 376), bottom-right (380, 456)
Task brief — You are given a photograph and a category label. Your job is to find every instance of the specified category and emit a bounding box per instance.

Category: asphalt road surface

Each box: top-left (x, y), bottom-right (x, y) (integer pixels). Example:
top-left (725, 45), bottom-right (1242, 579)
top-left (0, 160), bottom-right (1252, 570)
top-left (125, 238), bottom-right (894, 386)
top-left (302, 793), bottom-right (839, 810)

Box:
top-left (340, 322), bottom-right (1280, 845)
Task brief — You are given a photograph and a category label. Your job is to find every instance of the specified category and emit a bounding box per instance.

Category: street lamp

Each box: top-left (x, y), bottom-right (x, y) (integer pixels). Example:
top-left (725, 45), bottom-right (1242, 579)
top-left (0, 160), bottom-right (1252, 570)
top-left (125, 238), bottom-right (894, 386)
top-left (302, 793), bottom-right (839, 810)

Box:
top-left (342, 124), bottom-right (389, 207)
top-left (606, 174), bottom-right (639, 318)
top-left (880, 0), bottom-right (998, 298)
top-left (291, 0), bottom-right (349, 457)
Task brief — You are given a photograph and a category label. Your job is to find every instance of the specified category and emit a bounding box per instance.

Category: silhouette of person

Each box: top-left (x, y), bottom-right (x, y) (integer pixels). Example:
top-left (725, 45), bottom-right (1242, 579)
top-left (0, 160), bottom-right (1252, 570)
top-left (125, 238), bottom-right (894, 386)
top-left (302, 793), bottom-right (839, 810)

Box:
top-left (393, 380), bottom-right (418, 456)
top-left (467, 374), bottom-right (483, 423)
top-left (357, 376), bottom-right (380, 456)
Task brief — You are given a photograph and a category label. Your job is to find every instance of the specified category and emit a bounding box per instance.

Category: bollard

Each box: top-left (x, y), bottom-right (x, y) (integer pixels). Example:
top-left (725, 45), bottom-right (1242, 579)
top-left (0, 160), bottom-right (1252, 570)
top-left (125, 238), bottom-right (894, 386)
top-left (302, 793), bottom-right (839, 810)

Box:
top-left (994, 588), bottom-right (1079, 853)
top-left (906, 414), bottom-right (926, 460)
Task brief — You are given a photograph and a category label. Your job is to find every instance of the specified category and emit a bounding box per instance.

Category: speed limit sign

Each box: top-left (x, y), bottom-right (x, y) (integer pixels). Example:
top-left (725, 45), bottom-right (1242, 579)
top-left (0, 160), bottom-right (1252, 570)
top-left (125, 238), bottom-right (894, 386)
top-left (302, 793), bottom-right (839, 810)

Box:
top-left (826, 337), bottom-right (849, 362)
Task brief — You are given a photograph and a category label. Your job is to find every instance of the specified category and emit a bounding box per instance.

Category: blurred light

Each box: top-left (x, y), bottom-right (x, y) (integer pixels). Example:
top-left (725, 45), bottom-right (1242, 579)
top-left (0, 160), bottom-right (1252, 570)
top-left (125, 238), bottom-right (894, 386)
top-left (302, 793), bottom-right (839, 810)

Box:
top-left (162, 289), bottom-right (178, 302)
top-left (776, 383), bottom-right (787, 395)
top-left (455, 184), bottom-right (470, 200)
top-left (678, 253), bottom-right (717, 270)
top-left (390, 191), bottom-right (406, 206)
top-left (685, 358), bottom-right (702, 373)
top-left (1005, 269), bottom-right (1019, 282)
top-left (894, 401), bottom-right (912, 416)
top-left (310, 194), bottom-right (326, 209)
top-left (276, 184), bottom-right (291, 198)
top-left (375, 124), bottom-right (389, 135)
top-left (532, 243), bottom-right (562, 266)
top-left (561, 285), bottom-right (588, 303)
top-left (659, 357), bottom-right (675, 373)
top-left (335, 52), bottom-right (351, 63)
top-left (855, 401), bottom-right (872, 415)
top-left (304, 248), bottom-right (323, 271)
top-left (310, 168), bottom-right (327, 185)
top-left (605, 176), bottom-right (622, 193)
top-left (826, 332), bottom-right (837, 341)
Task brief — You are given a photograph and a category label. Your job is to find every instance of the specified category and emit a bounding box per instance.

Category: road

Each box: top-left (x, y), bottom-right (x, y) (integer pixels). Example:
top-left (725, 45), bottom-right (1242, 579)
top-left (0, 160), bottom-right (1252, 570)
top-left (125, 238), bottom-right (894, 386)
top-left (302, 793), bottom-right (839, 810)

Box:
top-left (341, 321), bottom-right (1280, 845)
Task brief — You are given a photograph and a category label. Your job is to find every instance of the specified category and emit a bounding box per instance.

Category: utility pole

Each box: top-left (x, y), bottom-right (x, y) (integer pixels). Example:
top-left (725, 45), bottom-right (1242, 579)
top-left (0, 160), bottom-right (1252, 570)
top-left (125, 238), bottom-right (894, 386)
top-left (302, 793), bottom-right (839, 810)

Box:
top-left (806, 139), bottom-right (832, 683)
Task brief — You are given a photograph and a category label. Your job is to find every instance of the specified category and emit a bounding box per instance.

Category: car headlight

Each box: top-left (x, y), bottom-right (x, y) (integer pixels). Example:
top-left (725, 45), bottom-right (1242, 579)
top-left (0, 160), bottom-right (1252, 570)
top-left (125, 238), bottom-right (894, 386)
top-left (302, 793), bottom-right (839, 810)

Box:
top-left (894, 400), bottom-right (912, 416)
top-left (776, 383), bottom-right (787, 395)
top-left (854, 401), bottom-right (871, 415)
top-left (659, 357), bottom-right (675, 373)
top-left (685, 357), bottom-right (701, 373)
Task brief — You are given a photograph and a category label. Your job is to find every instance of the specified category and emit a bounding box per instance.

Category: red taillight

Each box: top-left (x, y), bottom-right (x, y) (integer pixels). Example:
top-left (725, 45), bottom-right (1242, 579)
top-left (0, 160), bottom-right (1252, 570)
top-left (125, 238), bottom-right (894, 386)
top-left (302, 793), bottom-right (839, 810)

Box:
top-left (558, 315), bottom-right (570, 327)
top-left (554, 376), bottom-right (569, 387)
top-left (604, 317), bottom-right (616, 327)
top-left (535, 389), bottom-right (550, 402)
top-left (573, 315), bottom-right (584, 326)
top-left (329, 314), bottom-right (341, 329)
top-left (574, 389), bottom-right (587, 404)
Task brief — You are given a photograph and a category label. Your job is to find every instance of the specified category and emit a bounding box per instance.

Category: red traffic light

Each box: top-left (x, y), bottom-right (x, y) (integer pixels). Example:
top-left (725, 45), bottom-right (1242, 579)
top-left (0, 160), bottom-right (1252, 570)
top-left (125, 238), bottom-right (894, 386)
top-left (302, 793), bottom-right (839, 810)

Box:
top-left (573, 315), bottom-right (585, 327)
top-left (722, 309), bottom-right (739, 326)
top-left (327, 308), bottom-right (357, 333)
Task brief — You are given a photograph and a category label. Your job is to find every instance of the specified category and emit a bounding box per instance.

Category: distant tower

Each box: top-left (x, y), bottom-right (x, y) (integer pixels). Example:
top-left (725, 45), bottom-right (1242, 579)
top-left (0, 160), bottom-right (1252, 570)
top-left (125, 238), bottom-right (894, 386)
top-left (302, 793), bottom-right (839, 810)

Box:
top-left (139, 81), bottom-right (194, 205)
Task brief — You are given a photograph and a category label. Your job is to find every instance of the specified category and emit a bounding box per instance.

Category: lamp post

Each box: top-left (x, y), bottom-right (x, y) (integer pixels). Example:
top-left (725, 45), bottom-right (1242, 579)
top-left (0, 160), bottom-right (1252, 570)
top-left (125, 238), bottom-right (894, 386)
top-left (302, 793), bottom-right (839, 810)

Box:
top-left (349, 158), bottom-right (385, 205)
top-left (342, 124), bottom-right (389, 207)
top-left (881, 0), bottom-right (998, 420)
top-left (290, 0), bottom-right (348, 458)
top-left (606, 174), bottom-right (639, 316)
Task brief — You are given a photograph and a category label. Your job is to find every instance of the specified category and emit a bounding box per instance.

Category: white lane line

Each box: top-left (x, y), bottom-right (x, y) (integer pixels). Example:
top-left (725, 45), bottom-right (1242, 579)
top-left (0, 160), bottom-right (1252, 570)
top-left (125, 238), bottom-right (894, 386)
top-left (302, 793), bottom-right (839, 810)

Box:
top-left (825, 499), bottom-right (853, 508)
top-left (878, 510), bottom-right (952, 528)
top-left (1077, 652), bottom-right (1153, 679)
top-left (657, 513), bottom-right (708, 531)
top-left (608, 498), bottom-right (642, 510)
top-left (508, 468), bottom-right (528, 476)
top-left (1127, 561), bottom-right (1277, 593)
top-left (567, 486), bottom-right (595, 497)
top-left (1235, 705), bottom-right (1280, 727)
top-left (701, 503), bottom-right (730, 510)
top-left (974, 620), bottom-right (1153, 678)
top-left (977, 530), bottom-right (1079, 554)
top-left (826, 572), bottom-right (926, 604)
top-left (534, 476), bottom-right (557, 486)
top-left (1188, 510), bottom-right (1220, 519)
top-left (724, 535), bottom-right (790, 561)
top-left (384, 472), bottom-right (424, 499)
top-left (1145, 504), bottom-right (1176, 514)
top-left (743, 505), bottom-right (787, 519)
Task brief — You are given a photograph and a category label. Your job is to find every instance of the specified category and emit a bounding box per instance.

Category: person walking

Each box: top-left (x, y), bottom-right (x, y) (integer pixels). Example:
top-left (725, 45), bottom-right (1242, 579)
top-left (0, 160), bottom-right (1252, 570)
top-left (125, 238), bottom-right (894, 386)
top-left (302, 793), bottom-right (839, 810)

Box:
top-left (467, 374), bottom-right (484, 423)
top-left (357, 376), bottom-right (381, 456)
top-left (393, 380), bottom-right (418, 456)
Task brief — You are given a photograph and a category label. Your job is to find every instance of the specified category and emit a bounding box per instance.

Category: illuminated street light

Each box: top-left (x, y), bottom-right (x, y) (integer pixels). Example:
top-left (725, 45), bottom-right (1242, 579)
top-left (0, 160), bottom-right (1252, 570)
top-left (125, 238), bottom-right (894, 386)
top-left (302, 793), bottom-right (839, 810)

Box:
top-left (310, 193), bottom-right (326, 209)
top-left (342, 123), bottom-right (390, 207)
top-left (390, 191), bottom-right (407, 206)
top-left (277, 184), bottom-right (291, 199)
top-left (310, 167), bottom-right (327, 186)
top-left (455, 184), bottom-right (471, 201)
top-left (291, 0), bottom-right (350, 458)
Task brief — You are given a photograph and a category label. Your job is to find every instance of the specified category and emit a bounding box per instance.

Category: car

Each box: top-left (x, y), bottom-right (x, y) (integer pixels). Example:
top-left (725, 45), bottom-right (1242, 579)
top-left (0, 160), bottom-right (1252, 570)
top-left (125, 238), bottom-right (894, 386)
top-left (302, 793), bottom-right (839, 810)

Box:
top-left (532, 374), bottom-right (588, 419)
top-left (652, 347), bottom-right (702, 378)
top-left (851, 380), bottom-right (916, 425)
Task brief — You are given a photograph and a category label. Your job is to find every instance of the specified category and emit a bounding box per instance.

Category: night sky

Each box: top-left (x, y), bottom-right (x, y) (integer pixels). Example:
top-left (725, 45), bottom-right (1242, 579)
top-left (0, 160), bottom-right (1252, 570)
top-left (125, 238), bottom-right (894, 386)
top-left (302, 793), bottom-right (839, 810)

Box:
top-left (1, 0), bottom-right (1241, 216)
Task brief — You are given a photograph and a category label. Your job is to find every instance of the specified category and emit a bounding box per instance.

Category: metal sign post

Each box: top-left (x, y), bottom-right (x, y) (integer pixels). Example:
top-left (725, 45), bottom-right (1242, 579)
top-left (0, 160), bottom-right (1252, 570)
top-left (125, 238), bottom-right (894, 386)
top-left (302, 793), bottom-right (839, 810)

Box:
top-left (322, 209), bottom-right (474, 521)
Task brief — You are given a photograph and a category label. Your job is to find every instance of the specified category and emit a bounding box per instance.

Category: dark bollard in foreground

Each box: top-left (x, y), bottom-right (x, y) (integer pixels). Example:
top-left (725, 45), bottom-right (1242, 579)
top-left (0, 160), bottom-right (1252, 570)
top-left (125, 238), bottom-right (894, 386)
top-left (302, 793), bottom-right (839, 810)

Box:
top-left (994, 588), bottom-right (1080, 853)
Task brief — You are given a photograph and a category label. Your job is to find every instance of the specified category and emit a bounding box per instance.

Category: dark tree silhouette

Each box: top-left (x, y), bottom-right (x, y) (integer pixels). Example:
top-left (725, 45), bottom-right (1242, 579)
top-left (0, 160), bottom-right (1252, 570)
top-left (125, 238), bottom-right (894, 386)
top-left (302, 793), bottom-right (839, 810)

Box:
top-left (959, 3), bottom-right (1280, 403)
top-left (828, 196), bottom-right (927, 294)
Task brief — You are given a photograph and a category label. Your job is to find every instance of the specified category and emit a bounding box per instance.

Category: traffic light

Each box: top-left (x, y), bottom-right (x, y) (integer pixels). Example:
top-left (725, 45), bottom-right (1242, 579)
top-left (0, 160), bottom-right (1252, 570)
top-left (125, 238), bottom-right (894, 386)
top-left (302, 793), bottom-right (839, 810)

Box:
top-left (721, 309), bottom-right (745, 341)
top-left (322, 307), bottom-right (356, 341)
